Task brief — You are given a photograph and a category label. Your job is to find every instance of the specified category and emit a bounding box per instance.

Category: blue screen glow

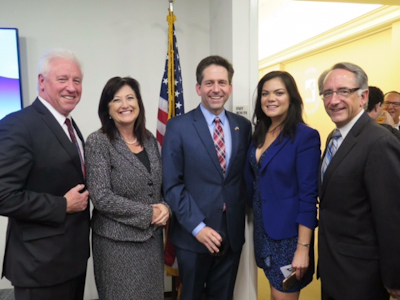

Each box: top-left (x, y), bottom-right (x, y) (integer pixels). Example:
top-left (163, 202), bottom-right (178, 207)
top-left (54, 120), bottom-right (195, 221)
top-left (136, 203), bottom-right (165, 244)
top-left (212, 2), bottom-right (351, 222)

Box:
top-left (0, 28), bottom-right (23, 120)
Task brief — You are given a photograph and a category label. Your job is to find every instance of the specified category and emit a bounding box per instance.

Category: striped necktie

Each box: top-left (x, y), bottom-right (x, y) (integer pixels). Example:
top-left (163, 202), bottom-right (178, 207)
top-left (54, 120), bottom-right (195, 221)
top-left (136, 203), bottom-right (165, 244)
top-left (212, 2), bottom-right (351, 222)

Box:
top-left (321, 129), bottom-right (341, 180)
top-left (213, 117), bottom-right (226, 175)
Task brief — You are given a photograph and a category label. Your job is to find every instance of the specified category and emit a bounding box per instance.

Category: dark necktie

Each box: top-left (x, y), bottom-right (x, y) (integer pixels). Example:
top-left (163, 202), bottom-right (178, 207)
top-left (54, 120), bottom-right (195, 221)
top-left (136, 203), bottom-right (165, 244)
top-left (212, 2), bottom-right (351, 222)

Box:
top-left (321, 129), bottom-right (341, 180)
top-left (213, 117), bottom-right (226, 175)
top-left (65, 118), bottom-right (85, 177)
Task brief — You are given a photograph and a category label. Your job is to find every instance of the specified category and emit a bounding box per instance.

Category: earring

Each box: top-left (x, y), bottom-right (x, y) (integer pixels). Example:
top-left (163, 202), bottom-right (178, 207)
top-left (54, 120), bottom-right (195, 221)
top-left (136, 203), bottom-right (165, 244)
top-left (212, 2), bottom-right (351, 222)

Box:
top-left (109, 116), bottom-right (112, 119)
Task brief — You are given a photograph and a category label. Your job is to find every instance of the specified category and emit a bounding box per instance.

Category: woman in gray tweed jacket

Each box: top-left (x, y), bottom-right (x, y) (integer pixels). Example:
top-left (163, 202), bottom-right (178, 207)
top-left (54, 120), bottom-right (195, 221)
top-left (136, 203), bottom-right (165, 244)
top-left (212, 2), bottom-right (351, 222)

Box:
top-left (85, 77), bottom-right (170, 300)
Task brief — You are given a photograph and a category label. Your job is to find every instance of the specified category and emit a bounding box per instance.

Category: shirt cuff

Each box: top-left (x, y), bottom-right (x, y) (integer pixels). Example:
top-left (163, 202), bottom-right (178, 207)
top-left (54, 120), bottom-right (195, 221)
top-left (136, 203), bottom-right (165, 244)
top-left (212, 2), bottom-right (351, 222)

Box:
top-left (192, 222), bottom-right (206, 237)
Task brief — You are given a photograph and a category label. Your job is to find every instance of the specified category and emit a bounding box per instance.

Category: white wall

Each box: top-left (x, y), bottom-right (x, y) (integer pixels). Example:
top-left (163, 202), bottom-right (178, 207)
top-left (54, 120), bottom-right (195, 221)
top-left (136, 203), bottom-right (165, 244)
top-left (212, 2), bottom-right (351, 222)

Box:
top-left (0, 1), bottom-right (210, 299)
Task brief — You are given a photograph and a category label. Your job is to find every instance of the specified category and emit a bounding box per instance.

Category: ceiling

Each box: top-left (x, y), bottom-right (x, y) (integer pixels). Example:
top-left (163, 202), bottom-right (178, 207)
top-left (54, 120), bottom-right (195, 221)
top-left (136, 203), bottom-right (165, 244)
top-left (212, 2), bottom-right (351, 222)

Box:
top-left (258, 0), bottom-right (395, 59)
top-left (299, 0), bottom-right (399, 4)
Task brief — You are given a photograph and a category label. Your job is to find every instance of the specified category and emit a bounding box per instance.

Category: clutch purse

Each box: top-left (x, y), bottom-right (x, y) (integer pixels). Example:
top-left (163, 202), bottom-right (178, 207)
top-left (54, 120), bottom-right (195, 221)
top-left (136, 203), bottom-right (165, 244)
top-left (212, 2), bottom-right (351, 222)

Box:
top-left (282, 271), bottom-right (297, 291)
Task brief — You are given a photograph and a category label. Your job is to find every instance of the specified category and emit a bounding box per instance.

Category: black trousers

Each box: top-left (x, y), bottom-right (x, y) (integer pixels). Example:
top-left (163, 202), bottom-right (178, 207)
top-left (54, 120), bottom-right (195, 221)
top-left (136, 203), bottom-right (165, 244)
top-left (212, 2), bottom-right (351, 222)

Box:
top-left (14, 272), bottom-right (86, 300)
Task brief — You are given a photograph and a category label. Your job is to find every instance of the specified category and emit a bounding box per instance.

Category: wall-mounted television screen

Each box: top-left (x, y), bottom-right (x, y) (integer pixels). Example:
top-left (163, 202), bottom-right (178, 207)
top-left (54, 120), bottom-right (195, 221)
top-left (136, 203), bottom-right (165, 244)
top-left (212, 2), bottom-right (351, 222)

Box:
top-left (0, 28), bottom-right (23, 120)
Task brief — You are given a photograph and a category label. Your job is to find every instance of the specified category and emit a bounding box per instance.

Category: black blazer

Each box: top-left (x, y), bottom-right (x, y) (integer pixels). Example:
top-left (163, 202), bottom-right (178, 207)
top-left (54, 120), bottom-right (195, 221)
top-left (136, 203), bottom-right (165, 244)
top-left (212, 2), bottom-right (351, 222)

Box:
top-left (318, 112), bottom-right (400, 299)
top-left (0, 99), bottom-right (90, 287)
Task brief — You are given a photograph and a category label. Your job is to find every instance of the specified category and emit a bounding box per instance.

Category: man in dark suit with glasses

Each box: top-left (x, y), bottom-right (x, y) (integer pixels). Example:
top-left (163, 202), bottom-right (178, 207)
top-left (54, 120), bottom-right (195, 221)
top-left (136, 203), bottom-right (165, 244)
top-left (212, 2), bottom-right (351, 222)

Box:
top-left (318, 62), bottom-right (400, 300)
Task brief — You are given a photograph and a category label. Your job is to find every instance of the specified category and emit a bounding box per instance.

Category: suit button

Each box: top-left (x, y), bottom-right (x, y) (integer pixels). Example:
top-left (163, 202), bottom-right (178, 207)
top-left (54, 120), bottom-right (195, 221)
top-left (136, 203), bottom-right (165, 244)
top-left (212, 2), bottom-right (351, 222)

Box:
top-left (148, 181), bottom-right (153, 186)
top-left (148, 193), bottom-right (153, 197)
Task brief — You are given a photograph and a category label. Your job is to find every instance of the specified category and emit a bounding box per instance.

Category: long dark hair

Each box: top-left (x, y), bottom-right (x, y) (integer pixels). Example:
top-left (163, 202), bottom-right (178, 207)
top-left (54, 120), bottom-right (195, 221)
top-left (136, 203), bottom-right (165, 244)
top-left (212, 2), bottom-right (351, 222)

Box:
top-left (252, 71), bottom-right (304, 147)
top-left (98, 76), bottom-right (148, 145)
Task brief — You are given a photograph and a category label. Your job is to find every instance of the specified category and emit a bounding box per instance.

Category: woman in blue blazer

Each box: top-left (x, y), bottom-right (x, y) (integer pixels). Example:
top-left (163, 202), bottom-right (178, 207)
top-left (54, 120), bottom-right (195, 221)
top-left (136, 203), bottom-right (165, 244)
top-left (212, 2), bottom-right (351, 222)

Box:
top-left (244, 71), bottom-right (320, 299)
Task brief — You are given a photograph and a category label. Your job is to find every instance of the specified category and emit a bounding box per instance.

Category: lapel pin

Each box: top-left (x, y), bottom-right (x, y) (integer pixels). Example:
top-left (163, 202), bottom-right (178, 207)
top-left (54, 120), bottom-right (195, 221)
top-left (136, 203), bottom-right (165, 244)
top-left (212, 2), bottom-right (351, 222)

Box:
top-left (235, 127), bottom-right (239, 131)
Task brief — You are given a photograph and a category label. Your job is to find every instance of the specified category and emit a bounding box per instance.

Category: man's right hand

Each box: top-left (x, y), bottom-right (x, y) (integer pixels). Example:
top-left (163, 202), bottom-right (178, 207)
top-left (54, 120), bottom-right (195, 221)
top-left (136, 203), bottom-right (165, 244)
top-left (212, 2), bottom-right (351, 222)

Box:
top-left (195, 226), bottom-right (222, 254)
top-left (64, 184), bottom-right (89, 213)
top-left (378, 110), bottom-right (395, 127)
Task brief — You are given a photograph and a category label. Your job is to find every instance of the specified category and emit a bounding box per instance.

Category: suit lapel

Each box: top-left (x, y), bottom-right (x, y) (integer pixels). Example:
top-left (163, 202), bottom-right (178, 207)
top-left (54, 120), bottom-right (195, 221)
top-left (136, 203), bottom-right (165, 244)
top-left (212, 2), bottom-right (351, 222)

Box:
top-left (320, 134), bottom-right (357, 196)
top-left (72, 118), bottom-right (85, 147)
top-left (113, 132), bottom-right (152, 179)
top-left (225, 112), bottom-right (239, 178)
top-left (320, 113), bottom-right (370, 197)
top-left (259, 133), bottom-right (290, 173)
top-left (144, 137), bottom-right (160, 177)
top-left (193, 106), bottom-right (223, 177)
top-left (32, 99), bottom-right (83, 178)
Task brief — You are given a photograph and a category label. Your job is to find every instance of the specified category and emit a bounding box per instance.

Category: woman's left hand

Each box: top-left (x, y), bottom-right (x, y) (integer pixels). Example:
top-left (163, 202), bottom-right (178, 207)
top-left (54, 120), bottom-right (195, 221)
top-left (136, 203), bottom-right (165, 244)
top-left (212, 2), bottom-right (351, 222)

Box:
top-left (151, 203), bottom-right (170, 226)
top-left (291, 245), bottom-right (309, 281)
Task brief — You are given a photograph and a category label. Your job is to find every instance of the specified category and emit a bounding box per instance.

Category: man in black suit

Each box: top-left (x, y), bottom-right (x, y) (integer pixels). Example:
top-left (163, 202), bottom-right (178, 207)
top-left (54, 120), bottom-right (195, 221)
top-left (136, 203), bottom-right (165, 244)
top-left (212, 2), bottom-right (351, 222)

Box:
top-left (318, 62), bottom-right (400, 300)
top-left (0, 49), bottom-right (89, 300)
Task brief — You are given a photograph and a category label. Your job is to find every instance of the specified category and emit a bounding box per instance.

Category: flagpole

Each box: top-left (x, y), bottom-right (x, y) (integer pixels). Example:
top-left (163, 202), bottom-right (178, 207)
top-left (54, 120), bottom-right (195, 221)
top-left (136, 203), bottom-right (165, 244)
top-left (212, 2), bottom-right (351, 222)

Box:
top-left (167, 1), bottom-right (176, 119)
top-left (158, 1), bottom-right (184, 297)
top-left (166, 5), bottom-right (177, 299)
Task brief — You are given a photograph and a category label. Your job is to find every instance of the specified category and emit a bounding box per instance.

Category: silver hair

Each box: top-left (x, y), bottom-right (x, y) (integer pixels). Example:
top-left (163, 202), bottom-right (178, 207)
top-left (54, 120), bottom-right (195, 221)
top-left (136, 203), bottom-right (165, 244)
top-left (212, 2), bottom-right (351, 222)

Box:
top-left (318, 69), bottom-right (329, 93)
top-left (318, 62), bottom-right (368, 93)
top-left (38, 48), bottom-right (83, 78)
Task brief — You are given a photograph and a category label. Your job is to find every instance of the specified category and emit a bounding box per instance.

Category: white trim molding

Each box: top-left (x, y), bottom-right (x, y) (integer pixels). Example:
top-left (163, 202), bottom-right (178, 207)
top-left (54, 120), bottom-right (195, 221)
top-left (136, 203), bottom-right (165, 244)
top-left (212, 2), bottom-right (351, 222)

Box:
top-left (259, 6), bottom-right (400, 69)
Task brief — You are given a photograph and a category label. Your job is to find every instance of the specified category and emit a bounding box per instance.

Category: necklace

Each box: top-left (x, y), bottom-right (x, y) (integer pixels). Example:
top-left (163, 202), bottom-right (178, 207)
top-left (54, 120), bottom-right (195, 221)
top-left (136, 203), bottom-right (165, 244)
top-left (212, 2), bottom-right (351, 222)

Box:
top-left (123, 137), bottom-right (137, 145)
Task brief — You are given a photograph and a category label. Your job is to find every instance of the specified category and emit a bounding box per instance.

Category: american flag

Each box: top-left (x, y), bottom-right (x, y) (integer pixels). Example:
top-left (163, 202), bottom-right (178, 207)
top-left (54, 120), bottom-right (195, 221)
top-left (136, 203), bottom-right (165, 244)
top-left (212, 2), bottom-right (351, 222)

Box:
top-left (156, 25), bottom-right (184, 150)
top-left (158, 21), bottom-right (183, 281)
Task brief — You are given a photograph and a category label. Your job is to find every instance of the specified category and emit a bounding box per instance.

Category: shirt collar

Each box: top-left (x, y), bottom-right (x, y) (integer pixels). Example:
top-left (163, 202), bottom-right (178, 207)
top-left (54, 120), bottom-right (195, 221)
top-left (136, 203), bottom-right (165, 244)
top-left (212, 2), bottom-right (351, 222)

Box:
top-left (200, 103), bottom-right (227, 126)
top-left (336, 109), bottom-right (364, 140)
top-left (38, 96), bottom-right (71, 126)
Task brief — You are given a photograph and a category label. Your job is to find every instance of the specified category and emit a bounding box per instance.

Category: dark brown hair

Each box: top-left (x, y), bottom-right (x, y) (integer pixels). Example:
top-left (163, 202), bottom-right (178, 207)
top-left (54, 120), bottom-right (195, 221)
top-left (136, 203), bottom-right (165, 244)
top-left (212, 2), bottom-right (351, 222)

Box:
top-left (98, 77), bottom-right (147, 145)
top-left (252, 71), bottom-right (304, 147)
top-left (196, 55), bottom-right (234, 85)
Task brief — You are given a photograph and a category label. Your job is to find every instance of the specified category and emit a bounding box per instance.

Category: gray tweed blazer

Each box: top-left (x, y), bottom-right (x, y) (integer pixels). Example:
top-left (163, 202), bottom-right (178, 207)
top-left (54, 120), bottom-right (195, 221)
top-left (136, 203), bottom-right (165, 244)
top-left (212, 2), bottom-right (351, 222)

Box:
top-left (85, 130), bottom-right (168, 242)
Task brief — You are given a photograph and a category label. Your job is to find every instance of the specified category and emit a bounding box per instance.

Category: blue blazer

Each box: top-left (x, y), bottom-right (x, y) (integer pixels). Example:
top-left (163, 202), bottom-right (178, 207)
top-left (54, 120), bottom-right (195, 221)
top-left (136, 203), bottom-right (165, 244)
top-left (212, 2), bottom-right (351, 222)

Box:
top-left (162, 105), bottom-right (252, 253)
top-left (244, 123), bottom-right (320, 240)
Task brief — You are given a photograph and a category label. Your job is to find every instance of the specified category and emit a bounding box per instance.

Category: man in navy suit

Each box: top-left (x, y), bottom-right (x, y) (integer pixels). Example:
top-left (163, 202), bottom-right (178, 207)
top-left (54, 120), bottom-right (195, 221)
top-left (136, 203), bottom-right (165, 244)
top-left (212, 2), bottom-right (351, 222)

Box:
top-left (0, 49), bottom-right (89, 300)
top-left (162, 55), bottom-right (251, 300)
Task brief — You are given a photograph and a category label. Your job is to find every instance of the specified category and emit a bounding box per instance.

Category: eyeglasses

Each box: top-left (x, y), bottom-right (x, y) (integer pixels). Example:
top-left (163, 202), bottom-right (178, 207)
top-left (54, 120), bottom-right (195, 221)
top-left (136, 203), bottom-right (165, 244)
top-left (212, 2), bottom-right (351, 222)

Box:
top-left (383, 101), bottom-right (400, 108)
top-left (320, 87), bottom-right (360, 100)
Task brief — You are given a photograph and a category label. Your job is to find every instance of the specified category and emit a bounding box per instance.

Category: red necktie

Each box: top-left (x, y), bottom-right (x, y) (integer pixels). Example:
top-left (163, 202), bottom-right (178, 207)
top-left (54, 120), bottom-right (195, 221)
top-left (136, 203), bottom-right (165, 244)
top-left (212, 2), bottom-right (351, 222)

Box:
top-left (65, 118), bottom-right (85, 177)
top-left (213, 117), bottom-right (226, 175)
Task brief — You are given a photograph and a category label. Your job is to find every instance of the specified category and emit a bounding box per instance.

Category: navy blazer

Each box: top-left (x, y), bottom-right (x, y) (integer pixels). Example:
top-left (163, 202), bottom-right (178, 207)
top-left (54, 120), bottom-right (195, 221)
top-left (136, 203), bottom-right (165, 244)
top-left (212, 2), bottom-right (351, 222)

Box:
top-left (162, 105), bottom-right (251, 253)
top-left (244, 123), bottom-right (320, 240)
